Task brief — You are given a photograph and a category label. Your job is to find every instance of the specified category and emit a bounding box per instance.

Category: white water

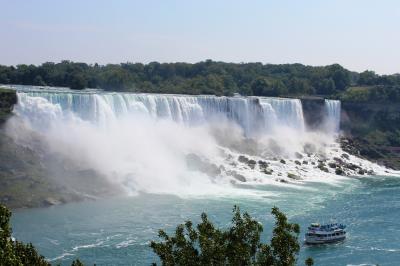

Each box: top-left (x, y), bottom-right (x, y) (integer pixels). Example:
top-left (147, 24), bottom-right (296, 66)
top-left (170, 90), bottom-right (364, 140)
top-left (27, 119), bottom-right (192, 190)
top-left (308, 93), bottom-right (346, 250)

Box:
top-left (6, 88), bottom-right (396, 198)
top-left (16, 91), bottom-right (305, 137)
top-left (325, 99), bottom-right (341, 134)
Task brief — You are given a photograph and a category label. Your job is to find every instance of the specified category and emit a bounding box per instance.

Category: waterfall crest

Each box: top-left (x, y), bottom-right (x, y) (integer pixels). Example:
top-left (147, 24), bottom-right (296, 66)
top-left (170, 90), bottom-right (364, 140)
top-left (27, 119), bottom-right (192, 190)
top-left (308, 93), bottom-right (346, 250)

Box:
top-left (17, 91), bottom-right (306, 137)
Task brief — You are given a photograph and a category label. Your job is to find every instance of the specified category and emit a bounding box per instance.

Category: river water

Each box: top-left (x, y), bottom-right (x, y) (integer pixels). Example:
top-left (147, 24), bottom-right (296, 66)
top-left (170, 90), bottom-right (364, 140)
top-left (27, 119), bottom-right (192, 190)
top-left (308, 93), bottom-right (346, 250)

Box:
top-left (11, 175), bottom-right (400, 266)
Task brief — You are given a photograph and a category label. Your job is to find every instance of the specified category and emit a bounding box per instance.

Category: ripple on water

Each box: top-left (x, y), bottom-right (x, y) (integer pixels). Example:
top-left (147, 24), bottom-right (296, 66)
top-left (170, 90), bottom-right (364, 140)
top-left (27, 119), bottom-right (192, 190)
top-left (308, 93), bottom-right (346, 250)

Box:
top-left (10, 176), bottom-right (400, 266)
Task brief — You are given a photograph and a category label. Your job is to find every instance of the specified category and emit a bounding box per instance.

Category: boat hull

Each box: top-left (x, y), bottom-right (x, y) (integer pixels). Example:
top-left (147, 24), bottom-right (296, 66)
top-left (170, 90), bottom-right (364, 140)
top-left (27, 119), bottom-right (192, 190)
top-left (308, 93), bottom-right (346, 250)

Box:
top-left (305, 236), bottom-right (346, 245)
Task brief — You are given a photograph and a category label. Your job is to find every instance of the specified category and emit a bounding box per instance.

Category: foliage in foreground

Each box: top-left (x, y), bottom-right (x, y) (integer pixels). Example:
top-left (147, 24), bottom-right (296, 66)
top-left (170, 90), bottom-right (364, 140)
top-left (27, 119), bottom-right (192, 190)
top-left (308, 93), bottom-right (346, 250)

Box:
top-left (151, 206), bottom-right (313, 266)
top-left (0, 204), bottom-right (50, 265)
top-left (0, 204), bottom-right (82, 266)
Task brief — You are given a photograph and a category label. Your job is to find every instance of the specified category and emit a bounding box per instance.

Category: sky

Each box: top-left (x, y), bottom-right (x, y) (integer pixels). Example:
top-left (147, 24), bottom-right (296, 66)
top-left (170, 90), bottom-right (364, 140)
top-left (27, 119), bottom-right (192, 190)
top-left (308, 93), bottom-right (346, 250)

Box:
top-left (0, 0), bottom-right (399, 74)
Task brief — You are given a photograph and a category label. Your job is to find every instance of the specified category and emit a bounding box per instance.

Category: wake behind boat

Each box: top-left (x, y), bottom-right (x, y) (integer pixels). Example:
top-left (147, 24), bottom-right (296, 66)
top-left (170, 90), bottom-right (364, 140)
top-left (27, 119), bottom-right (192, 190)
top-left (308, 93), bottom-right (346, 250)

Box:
top-left (305, 223), bottom-right (346, 244)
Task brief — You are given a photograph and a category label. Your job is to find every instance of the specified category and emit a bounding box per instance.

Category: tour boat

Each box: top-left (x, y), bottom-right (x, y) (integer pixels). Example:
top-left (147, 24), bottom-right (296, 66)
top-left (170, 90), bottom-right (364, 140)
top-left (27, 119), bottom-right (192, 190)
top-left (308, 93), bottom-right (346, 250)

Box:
top-left (305, 223), bottom-right (346, 244)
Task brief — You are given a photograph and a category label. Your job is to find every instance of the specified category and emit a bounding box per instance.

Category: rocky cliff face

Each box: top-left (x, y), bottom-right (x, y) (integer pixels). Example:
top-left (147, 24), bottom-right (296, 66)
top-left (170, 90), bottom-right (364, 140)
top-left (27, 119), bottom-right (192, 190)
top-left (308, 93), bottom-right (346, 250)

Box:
top-left (0, 88), bottom-right (17, 123)
top-left (340, 102), bottom-right (400, 169)
top-left (300, 97), bottom-right (326, 130)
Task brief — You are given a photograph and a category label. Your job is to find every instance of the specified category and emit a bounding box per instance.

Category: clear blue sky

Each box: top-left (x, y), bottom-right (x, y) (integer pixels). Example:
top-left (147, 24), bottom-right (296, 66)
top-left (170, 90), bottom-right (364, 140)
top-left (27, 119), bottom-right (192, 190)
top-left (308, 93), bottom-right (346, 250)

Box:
top-left (0, 0), bottom-right (399, 74)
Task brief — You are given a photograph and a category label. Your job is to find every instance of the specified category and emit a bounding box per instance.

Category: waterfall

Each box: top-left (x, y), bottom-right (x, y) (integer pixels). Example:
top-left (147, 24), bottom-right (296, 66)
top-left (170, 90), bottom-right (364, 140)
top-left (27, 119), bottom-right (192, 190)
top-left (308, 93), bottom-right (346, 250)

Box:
top-left (324, 99), bottom-right (341, 133)
top-left (6, 87), bottom-right (362, 196)
top-left (16, 90), bottom-right (306, 137)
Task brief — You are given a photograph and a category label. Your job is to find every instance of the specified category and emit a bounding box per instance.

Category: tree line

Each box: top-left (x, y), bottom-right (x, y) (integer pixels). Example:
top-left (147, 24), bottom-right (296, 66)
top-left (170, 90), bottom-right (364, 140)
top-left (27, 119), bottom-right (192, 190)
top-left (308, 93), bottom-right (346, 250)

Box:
top-left (0, 60), bottom-right (399, 101)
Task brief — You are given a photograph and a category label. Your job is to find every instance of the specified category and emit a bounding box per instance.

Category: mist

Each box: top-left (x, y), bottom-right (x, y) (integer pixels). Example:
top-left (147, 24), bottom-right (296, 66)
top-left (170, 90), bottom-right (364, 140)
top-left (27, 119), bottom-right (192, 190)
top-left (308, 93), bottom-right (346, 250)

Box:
top-left (6, 90), bottom-right (386, 199)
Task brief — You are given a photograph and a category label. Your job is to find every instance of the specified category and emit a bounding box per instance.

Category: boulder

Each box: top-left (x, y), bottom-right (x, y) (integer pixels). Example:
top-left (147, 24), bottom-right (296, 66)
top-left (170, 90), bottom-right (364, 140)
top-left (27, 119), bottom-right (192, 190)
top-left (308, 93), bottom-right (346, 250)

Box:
top-left (238, 155), bottom-right (249, 163)
top-left (227, 170), bottom-right (246, 182)
top-left (287, 173), bottom-right (301, 180)
top-left (335, 167), bottom-right (344, 175)
top-left (295, 152), bottom-right (303, 159)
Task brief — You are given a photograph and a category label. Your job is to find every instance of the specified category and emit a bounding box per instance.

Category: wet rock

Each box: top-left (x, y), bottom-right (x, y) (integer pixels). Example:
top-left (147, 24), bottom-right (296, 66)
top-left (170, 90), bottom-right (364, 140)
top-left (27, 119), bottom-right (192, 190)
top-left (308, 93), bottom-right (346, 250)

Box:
top-left (345, 163), bottom-right (361, 171)
top-left (280, 159), bottom-right (286, 164)
top-left (317, 162), bottom-right (329, 173)
top-left (248, 160), bottom-right (256, 164)
top-left (302, 160), bottom-right (308, 165)
top-left (238, 155), bottom-right (249, 164)
top-left (276, 178), bottom-right (288, 183)
top-left (294, 160), bottom-right (301, 165)
top-left (42, 197), bottom-right (62, 207)
top-left (247, 159), bottom-right (257, 169)
top-left (367, 170), bottom-right (375, 175)
top-left (335, 168), bottom-right (344, 175)
top-left (263, 169), bottom-right (273, 175)
top-left (333, 157), bottom-right (344, 164)
top-left (258, 160), bottom-right (269, 168)
top-left (341, 153), bottom-right (350, 160)
top-left (227, 170), bottom-right (246, 182)
top-left (295, 152), bottom-right (303, 159)
top-left (287, 173), bottom-right (301, 180)
top-left (358, 169), bottom-right (365, 175)
top-left (328, 162), bottom-right (337, 168)
top-left (233, 173), bottom-right (246, 182)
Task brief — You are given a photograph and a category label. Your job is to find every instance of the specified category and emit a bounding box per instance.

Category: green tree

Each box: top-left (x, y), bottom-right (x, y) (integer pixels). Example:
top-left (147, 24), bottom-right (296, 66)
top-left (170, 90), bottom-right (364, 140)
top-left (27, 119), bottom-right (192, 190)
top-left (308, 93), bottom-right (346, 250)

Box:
top-left (269, 207), bottom-right (300, 265)
top-left (305, 257), bottom-right (314, 266)
top-left (251, 78), bottom-right (286, 96)
top-left (316, 78), bottom-right (336, 95)
top-left (69, 72), bottom-right (87, 90)
top-left (327, 64), bottom-right (350, 91)
top-left (33, 75), bottom-right (47, 86)
top-left (71, 259), bottom-right (85, 266)
top-left (358, 70), bottom-right (377, 85)
top-left (2, 60), bottom-right (400, 99)
top-left (151, 206), bottom-right (312, 266)
top-left (0, 204), bottom-right (50, 265)
top-left (0, 204), bottom-right (85, 266)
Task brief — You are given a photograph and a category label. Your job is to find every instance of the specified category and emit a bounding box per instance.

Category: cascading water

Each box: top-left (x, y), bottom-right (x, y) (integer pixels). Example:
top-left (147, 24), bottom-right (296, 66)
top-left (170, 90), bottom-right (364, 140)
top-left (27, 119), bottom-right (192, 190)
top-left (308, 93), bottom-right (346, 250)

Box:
top-left (8, 87), bottom-right (390, 198)
top-left (324, 99), bottom-right (341, 134)
top-left (17, 91), bottom-right (306, 137)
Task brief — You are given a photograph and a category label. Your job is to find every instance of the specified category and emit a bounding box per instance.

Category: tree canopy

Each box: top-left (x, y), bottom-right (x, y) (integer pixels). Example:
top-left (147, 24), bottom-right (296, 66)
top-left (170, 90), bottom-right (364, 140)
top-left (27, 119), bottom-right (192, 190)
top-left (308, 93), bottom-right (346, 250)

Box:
top-left (1, 60), bottom-right (399, 101)
top-left (150, 206), bottom-right (313, 266)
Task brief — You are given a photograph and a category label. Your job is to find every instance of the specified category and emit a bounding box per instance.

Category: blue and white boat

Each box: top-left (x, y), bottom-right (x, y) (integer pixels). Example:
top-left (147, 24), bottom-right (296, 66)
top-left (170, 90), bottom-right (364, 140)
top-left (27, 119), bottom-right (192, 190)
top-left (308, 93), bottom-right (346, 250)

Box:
top-left (305, 223), bottom-right (346, 244)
